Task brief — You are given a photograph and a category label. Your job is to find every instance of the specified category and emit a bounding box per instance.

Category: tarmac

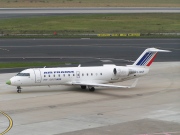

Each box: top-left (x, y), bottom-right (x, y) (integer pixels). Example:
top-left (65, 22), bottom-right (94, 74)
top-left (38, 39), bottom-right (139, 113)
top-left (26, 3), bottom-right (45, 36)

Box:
top-left (0, 7), bottom-right (180, 17)
top-left (0, 62), bottom-right (180, 135)
top-left (1, 7), bottom-right (179, 20)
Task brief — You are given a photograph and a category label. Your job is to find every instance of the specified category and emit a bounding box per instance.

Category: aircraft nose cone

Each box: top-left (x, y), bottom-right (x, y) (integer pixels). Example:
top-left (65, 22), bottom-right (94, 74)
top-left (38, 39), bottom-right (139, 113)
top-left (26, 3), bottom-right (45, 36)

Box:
top-left (6, 80), bottom-right (11, 85)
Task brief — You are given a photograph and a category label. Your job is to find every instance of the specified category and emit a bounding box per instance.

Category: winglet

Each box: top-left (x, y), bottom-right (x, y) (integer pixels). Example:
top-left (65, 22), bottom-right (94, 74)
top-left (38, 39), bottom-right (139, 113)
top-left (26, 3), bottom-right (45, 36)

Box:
top-left (128, 79), bottom-right (138, 88)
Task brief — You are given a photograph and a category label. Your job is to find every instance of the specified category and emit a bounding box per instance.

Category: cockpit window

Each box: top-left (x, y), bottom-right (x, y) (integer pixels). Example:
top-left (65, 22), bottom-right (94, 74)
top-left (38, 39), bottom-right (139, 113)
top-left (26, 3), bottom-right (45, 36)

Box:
top-left (16, 73), bottom-right (30, 76)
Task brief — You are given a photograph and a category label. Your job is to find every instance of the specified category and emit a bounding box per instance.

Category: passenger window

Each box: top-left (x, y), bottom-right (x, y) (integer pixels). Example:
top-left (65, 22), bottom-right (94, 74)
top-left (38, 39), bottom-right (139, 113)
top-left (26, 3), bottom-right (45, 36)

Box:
top-left (49, 75), bottom-right (50, 77)
top-left (82, 73), bottom-right (84, 76)
top-left (91, 73), bottom-right (93, 76)
top-left (73, 74), bottom-right (75, 76)
top-left (100, 73), bottom-right (102, 75)
top-left (58, 74), bottom-right (60, 77)
top-left (44, 75), bottom-right (46, 77)
top-left (68, 74), bottom-right (70, 76)
top-left (63, 74), bottom-right (65, 77)
top-left (87, 73), bottom-right (88, 76)
top-left (54, 75), bottom-right (55, 77)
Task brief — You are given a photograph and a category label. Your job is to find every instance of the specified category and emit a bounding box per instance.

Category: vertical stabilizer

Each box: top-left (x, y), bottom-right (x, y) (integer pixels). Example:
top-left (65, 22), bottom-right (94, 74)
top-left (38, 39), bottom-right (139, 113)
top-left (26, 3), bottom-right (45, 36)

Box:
top-left (133, 48), bottom-right (171, 67)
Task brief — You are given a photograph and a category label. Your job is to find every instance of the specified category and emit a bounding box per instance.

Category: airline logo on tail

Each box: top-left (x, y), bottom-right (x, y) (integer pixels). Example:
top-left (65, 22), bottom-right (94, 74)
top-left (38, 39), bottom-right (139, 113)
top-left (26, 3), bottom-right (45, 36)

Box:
top-left (133, 48), bottom-right (171, 67)
top-left (136, 52), bottom-right (157, 66)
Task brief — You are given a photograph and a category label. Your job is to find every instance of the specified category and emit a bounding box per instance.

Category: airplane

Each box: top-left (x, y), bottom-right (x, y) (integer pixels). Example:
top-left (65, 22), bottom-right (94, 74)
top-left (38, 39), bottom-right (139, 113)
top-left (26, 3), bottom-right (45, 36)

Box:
top-left (6, 48), bottom-right (171, 93)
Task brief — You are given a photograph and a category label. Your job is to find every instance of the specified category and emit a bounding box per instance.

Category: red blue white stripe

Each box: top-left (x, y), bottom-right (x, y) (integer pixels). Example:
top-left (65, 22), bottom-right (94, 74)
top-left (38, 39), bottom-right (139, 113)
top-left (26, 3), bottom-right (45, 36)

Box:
top-left (136, 52), bottom-right (157, 66)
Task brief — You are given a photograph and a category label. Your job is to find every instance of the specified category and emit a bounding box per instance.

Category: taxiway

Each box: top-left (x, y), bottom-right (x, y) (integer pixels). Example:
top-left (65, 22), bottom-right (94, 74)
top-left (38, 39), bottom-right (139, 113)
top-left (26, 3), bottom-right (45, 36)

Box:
top-left (0, 62), bottom-right (180, 135)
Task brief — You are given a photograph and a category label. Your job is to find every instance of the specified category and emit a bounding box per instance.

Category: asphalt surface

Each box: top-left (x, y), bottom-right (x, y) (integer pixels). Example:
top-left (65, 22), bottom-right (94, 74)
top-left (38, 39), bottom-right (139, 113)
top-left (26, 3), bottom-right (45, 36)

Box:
top-left (0, 38), bottom-right (179, 61)
top-left (0, 38), bottom-right (179, 73)
top-left (0, 7), bottom-right (179, 19)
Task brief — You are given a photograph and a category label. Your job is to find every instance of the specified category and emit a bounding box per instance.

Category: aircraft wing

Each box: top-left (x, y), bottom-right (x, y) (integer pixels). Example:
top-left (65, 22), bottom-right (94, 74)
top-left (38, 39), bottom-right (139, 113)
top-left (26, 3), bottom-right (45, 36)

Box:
top-left (72, 79), bottom-right (138, 88)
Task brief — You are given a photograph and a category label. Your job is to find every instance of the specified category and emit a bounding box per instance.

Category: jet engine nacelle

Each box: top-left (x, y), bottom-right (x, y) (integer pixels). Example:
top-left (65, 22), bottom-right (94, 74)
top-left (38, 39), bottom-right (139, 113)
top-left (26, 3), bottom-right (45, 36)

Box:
top-left (113, 67), bottom-right (129, 77)
top-left (120, 67), bottom-right (129, 76)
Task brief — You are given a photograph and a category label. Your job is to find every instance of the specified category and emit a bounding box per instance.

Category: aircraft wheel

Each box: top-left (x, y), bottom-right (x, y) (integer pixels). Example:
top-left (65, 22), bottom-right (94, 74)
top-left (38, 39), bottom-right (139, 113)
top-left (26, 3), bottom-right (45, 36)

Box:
top-left (81, 85), bottom-right (86, 89)
top-left (89, 87), bottom-right (95, 92)
top-left (17, 89), bottom-right (21, 93)
top-left (17, 86), bottom-right (21, 93)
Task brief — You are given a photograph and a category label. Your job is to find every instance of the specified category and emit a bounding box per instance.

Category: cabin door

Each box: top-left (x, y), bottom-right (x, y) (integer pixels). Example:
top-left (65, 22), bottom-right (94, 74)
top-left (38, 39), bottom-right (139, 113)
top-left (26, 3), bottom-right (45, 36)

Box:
top-left (33, 69), bottom-right (42, 83)
top-left (76, 71), bottom-right (80, 78)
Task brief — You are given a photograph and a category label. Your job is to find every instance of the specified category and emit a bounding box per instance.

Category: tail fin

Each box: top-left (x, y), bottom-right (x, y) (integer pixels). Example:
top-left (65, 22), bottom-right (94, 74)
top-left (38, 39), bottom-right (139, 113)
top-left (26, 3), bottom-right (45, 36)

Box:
top-left (133, 48), bottom-right (171, 67)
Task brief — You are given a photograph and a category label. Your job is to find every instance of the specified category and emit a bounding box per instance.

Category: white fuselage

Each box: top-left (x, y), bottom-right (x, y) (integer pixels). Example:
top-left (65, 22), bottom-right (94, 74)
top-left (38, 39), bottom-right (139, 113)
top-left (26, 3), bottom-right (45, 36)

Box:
top-left (7, 47), bottom-right (170, 92)
top-left (9, 65), bottom-right (149, 87)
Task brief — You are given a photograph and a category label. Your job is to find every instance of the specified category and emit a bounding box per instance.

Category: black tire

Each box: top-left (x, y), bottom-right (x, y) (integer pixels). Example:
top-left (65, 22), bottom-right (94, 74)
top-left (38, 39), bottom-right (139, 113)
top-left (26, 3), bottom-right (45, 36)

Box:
top-left (81, 85), bottom-right (86, 89)
top-left (17, 86), bottom-right (21, 93)
top-left (17, 90), bottom-right (21, 93)
top-left (89, 87), bottom-right (95, 92)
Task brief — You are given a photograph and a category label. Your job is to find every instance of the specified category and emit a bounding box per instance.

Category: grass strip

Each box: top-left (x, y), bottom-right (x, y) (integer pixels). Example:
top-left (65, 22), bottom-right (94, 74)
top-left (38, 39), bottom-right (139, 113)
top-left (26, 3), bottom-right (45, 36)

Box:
top-left (0, 14), bottom-right (179, 35)
top-left (0, 0), bottom-right (179, 7)
top-left (0, 62), bottom-right (77, 68)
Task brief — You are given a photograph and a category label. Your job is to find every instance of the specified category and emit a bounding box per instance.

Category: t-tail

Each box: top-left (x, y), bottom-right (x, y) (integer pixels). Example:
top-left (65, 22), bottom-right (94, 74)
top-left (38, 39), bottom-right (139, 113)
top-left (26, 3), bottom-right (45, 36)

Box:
top-left (133, 48), bottom-right (171, 67)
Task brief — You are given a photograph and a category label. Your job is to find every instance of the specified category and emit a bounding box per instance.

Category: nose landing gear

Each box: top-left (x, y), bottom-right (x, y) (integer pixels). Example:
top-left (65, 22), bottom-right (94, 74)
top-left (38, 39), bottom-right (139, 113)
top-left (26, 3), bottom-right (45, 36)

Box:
top-left (17, 86), bottom-right (21, 93)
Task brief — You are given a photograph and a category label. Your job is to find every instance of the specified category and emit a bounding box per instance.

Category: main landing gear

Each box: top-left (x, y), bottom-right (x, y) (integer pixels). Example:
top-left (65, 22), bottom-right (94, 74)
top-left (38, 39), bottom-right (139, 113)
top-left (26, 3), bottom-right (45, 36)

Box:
top-left (81, 85), bottom-right (86, 89)
top-left (17, 86), bottom-right (21, 93)
top-left (88, 87), bottom-right (95, 92)
top-left (81, 85), bottom-right (95, 92)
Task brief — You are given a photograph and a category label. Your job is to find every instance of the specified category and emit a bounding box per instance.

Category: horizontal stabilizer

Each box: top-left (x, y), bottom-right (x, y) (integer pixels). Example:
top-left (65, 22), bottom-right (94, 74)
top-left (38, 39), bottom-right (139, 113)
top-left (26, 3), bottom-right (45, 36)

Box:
top-left (147, 48), bottom-right (171, 52)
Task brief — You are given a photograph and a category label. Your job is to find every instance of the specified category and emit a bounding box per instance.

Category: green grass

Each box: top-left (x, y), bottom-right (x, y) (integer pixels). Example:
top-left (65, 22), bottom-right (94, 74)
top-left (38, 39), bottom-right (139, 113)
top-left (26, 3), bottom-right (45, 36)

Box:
top-left (0, 62), bottom-right (76, 68)
top-left (0, 0), bottom-right (179, 7)
top-left (0, 14), bottom-right (179, 34)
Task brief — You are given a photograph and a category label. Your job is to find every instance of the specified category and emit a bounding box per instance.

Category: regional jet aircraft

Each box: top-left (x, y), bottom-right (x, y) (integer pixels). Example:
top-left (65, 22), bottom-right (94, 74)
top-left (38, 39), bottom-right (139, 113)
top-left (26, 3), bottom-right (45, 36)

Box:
top-left (6, 48), bottom-right (170, 93)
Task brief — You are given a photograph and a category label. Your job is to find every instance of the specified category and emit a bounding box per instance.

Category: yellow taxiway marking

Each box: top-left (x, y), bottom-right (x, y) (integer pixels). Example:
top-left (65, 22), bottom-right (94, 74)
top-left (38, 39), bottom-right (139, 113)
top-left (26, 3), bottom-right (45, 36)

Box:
top-left (0, 111), bottom-right (13, 135)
